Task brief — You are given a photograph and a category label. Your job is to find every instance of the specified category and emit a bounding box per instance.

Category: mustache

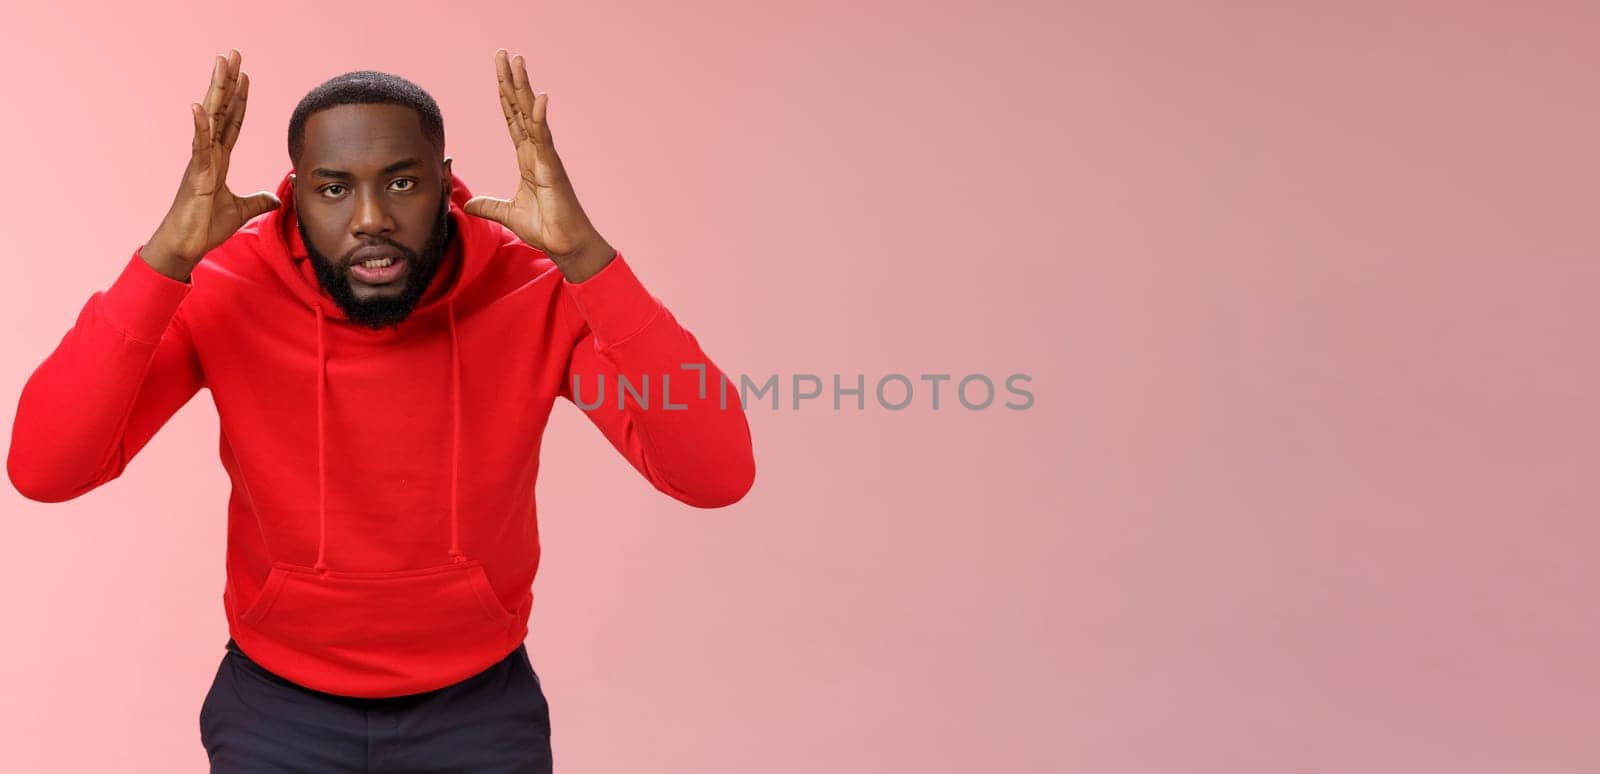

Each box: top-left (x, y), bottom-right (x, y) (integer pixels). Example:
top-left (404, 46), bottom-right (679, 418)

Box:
top-left (334, 203), bottom-right (449, 268)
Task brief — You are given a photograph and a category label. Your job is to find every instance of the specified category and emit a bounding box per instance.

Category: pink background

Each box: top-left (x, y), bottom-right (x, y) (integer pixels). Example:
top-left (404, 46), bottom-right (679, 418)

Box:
top-left (2, 1), bottom-right (1596, 772)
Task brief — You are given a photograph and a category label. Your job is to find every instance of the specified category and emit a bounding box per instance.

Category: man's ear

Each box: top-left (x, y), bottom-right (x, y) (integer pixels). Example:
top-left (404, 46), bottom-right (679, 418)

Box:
top-left (441, 156), bottom-right (453, 199)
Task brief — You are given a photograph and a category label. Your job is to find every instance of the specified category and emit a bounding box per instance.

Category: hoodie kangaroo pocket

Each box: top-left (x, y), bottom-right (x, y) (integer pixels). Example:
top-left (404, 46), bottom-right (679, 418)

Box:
top-left (235, 558), bottom-right (521, 697)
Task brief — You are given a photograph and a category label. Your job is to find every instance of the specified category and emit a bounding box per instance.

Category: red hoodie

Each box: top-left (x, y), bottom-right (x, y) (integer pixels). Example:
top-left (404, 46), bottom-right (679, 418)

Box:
top-left (8, 169), bottom-right (756, 698)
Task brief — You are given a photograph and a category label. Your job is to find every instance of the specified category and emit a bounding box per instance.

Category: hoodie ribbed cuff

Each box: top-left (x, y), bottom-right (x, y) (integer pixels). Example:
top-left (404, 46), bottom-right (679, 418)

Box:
top-left (100, 247), bottom-right (192, 344)
top-left (562, 251), bottom-right (663, 348)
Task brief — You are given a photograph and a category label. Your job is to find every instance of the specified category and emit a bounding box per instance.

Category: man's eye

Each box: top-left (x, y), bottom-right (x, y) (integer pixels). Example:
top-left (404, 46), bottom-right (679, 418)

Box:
top-left (322, 185), bottom-right (346, 197)
top-left (391, 179), bottom-right (415, 191)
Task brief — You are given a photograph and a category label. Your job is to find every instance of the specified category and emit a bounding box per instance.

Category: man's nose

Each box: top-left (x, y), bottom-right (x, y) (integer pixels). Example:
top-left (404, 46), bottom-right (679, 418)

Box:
top-left (351, 187), bottom-right (395, 237)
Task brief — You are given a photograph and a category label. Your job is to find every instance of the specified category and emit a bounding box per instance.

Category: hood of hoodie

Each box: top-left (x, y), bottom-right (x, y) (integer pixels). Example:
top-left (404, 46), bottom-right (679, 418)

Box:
top-left (258, 167), bottom-right (505, 322)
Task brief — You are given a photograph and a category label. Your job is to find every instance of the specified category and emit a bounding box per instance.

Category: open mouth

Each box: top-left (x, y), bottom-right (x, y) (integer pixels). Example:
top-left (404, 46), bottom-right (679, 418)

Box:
top-left (348, 253), bottom-right (408, 285)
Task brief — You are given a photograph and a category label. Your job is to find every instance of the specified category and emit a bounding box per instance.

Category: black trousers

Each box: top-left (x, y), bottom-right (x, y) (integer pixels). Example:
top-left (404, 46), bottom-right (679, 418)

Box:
top-left (200, 638), bottom-right (553, 773)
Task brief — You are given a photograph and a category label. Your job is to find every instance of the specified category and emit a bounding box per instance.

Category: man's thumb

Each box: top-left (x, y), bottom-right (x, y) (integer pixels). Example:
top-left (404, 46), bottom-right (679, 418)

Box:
top-left (238, 191), bottom-right (281, 221)
top-left (464, 196), bottom-right (510, 225)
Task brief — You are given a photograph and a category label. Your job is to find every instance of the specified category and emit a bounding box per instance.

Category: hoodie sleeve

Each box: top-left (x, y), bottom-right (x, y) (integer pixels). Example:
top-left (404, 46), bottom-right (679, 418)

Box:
top-left (7, 248), bottom-right (205, 503)
top-left (558, 251), bottom-right (755, 508)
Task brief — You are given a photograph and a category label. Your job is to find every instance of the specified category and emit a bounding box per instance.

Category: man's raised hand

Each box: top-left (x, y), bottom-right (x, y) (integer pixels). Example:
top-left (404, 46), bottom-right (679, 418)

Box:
top-left (141, 49), bottom-right (280, 282)
top-left (464, 49), bottom-right (615, 283)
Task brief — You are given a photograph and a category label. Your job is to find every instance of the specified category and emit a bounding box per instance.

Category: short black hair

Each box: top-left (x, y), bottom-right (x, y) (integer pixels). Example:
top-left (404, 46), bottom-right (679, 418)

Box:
top-left (287, 70), bottom-right (445, 166)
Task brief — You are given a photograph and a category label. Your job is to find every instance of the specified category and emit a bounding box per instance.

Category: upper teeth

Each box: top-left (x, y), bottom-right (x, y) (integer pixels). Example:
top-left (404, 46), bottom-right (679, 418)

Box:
top-left (360, 257), bottom-right (395, 268)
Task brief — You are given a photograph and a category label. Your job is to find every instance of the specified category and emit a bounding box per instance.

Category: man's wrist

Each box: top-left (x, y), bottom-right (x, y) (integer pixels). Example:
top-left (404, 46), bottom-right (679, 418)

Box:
top-left (554, 236), bottom-right (617, 284)
top-left (138, 238), bottom-right (195, 284)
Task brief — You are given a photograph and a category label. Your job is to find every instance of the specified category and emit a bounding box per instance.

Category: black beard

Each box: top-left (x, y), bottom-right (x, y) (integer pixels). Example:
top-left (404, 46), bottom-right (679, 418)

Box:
top-left (300, 198), bottom-right (453, 330)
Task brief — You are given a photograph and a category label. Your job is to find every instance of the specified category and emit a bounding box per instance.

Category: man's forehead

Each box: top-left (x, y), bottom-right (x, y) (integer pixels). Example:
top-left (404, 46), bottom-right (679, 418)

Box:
top-left (301, 104), bottom-right (432, 171)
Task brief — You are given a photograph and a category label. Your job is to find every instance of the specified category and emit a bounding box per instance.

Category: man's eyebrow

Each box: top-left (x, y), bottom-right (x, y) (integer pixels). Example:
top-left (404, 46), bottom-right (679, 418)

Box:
top-left (310, 158), bottom-right (425, 180)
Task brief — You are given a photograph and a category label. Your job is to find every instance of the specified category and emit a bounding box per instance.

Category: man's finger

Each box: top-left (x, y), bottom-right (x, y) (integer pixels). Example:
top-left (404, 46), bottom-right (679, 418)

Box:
top-left (496, 50), bottom-right (531, 144)
top-left (498, 78), bottom-right (527, 146)
top-left (213, 50), bottom-right (241, 130)
top-left (220, 71), bottom-right (250, 150)
top-left (531, 92), bottom-right (552, 146)
top-left (190, 102), bottom-right (211, 156)
top-left (495, 48), bottom-right (511, 91)
top-left (510, 55), bottom-right (538, 142)
top-left (494, 50), bottom-right (520, 120)
top-left (201, 52), bottom-right (237, 134)
top-left (199, 56), bottom-right (226, 130)
top-left (463, 195), bottom-right (512, 226)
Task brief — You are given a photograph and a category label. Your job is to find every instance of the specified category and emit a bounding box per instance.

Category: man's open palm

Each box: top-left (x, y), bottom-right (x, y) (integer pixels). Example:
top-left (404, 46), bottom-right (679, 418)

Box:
top-left (144, 49), bottom-right (279, 280)
top-left (464, 49), bottom-right (609, 272)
